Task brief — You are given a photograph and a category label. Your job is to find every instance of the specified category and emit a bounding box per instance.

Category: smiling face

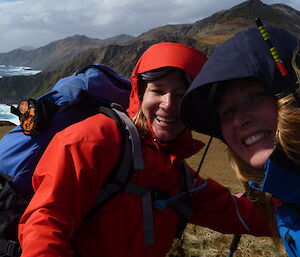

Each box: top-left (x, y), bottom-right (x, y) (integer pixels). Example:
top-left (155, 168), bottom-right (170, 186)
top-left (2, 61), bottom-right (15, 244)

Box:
top-left (217, 78), bottom-right (278, 168)
top-left (141, 69), bottom-right (187, 141)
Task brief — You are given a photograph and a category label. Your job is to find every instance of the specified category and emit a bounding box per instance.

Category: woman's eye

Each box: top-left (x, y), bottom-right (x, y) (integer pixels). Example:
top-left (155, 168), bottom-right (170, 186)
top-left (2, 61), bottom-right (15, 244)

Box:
top-left (219, 107), bottom-right (234, 120)
top-left (151, 89), bottom-right (164, 95)
top-left (250, 91), bottom-right (269, 101)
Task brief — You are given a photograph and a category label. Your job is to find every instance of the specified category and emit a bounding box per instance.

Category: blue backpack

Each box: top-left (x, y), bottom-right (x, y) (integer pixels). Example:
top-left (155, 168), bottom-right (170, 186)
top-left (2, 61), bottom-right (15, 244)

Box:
top-left (0, 64), bottom-right (132, 198)
top-left (0, 64), bottom-right (197, 257)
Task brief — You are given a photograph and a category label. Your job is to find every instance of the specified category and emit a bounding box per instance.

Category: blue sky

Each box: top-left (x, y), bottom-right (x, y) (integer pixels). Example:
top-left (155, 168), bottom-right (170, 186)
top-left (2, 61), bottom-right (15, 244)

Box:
top-left (0, 0), bottom-right (299, 53)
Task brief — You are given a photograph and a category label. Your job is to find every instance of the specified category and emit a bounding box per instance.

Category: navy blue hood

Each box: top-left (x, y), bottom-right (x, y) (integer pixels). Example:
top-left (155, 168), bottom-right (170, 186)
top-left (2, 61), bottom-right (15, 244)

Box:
top-left (180, 25), bottom-right (300, 139)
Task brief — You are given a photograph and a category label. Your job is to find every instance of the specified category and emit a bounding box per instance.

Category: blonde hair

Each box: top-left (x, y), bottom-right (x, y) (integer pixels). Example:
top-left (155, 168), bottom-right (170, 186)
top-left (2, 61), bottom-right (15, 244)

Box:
top-left (276, 50), bottom-right (300, 167)
top-left (132, 108), bottom-right (149, 135)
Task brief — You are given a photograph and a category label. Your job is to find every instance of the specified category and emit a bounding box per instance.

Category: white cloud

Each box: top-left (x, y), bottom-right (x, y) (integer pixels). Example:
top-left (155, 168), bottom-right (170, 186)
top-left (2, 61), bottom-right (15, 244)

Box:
top-left (0, 0), bottom-right (299, 53)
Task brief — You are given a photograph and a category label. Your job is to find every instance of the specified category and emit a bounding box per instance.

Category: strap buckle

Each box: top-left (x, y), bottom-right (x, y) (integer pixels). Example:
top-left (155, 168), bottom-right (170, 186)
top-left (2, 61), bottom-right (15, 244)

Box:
top-left (6, 240), bottom-right (21, 257)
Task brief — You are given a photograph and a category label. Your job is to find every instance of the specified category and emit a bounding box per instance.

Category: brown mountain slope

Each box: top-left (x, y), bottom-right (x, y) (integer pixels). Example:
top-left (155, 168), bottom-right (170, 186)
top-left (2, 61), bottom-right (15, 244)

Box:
top-left (0, 0), bottom-right (299, 103)
top-left (0, 34), bottom-right (135, 71)
top-left (140, 0), bottom-right (300, 49)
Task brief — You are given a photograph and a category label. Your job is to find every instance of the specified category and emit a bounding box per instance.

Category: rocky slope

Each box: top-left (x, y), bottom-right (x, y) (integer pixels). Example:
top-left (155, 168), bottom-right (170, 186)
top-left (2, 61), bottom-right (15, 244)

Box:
top-left (0, 0), bottom-right (299, 103)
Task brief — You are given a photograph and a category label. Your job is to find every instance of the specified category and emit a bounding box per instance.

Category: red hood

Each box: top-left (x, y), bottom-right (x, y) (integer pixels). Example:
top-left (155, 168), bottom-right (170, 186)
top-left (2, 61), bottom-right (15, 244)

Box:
top-left (127, 42), bottom-right (207, 119)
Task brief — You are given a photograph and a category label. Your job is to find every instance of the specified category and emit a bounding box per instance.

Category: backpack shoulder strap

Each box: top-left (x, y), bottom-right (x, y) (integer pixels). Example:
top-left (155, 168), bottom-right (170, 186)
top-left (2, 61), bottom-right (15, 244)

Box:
top-left (123, 161), bottom-right (196, 245)
top-left (82, 106), bottom-right (143, 222)
top-left (111, 106), bottom-right (144, 170)
top-left (168, 161), bottom-right (194, 239)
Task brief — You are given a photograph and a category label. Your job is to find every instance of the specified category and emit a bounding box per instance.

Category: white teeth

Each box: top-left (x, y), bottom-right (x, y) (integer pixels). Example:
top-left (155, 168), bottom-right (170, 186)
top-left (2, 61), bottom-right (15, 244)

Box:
top-left (244, 132), bottom-right (269, 146)
top-left (156, 116), bottom-right (176, 123)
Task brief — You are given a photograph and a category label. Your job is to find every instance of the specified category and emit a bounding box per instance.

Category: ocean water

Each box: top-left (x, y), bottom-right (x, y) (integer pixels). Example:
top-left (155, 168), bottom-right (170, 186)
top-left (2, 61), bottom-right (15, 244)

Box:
top-left (0, 104), bottom-right (19, 125)
top-left (0, 64), bottom-right (40, 78)
top-left (0, 64), bottom-right (40, 124)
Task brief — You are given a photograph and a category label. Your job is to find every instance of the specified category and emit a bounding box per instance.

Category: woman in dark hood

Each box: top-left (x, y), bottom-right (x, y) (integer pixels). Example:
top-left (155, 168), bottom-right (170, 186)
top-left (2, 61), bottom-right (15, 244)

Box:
top-left (181, 25), bottom-right (300, 256)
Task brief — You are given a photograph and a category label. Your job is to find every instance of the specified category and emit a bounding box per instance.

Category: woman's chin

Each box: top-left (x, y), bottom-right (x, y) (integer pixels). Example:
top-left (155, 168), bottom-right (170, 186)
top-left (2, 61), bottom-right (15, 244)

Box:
top-left (249, 148), bottom-right (274, 169)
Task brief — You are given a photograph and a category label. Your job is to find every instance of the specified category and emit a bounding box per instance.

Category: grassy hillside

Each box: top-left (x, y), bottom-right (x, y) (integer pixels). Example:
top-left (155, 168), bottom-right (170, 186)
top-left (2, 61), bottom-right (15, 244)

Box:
top-left (0, 121), bottom-right (16, 134)
top-left (0, 123), bottom-right (287, 256)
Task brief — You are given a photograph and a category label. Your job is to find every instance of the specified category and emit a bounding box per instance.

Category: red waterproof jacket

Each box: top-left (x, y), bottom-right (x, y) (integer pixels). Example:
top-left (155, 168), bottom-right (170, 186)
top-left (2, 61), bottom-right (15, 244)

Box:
top-left (19, 43), bottom-right (270, 257)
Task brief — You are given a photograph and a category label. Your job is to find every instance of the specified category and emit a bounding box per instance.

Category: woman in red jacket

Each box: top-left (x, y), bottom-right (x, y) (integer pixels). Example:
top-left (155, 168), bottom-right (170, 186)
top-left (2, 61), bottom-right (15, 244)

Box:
top-left (19, 42), bottom-right (269, 257)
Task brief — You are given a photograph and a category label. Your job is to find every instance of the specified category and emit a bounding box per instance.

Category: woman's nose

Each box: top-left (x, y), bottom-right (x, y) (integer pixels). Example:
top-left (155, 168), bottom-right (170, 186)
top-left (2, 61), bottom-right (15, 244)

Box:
top-left (233, 104), bottom-right (253, 127)
top-left (160, 93), bottom-right (177, 110)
